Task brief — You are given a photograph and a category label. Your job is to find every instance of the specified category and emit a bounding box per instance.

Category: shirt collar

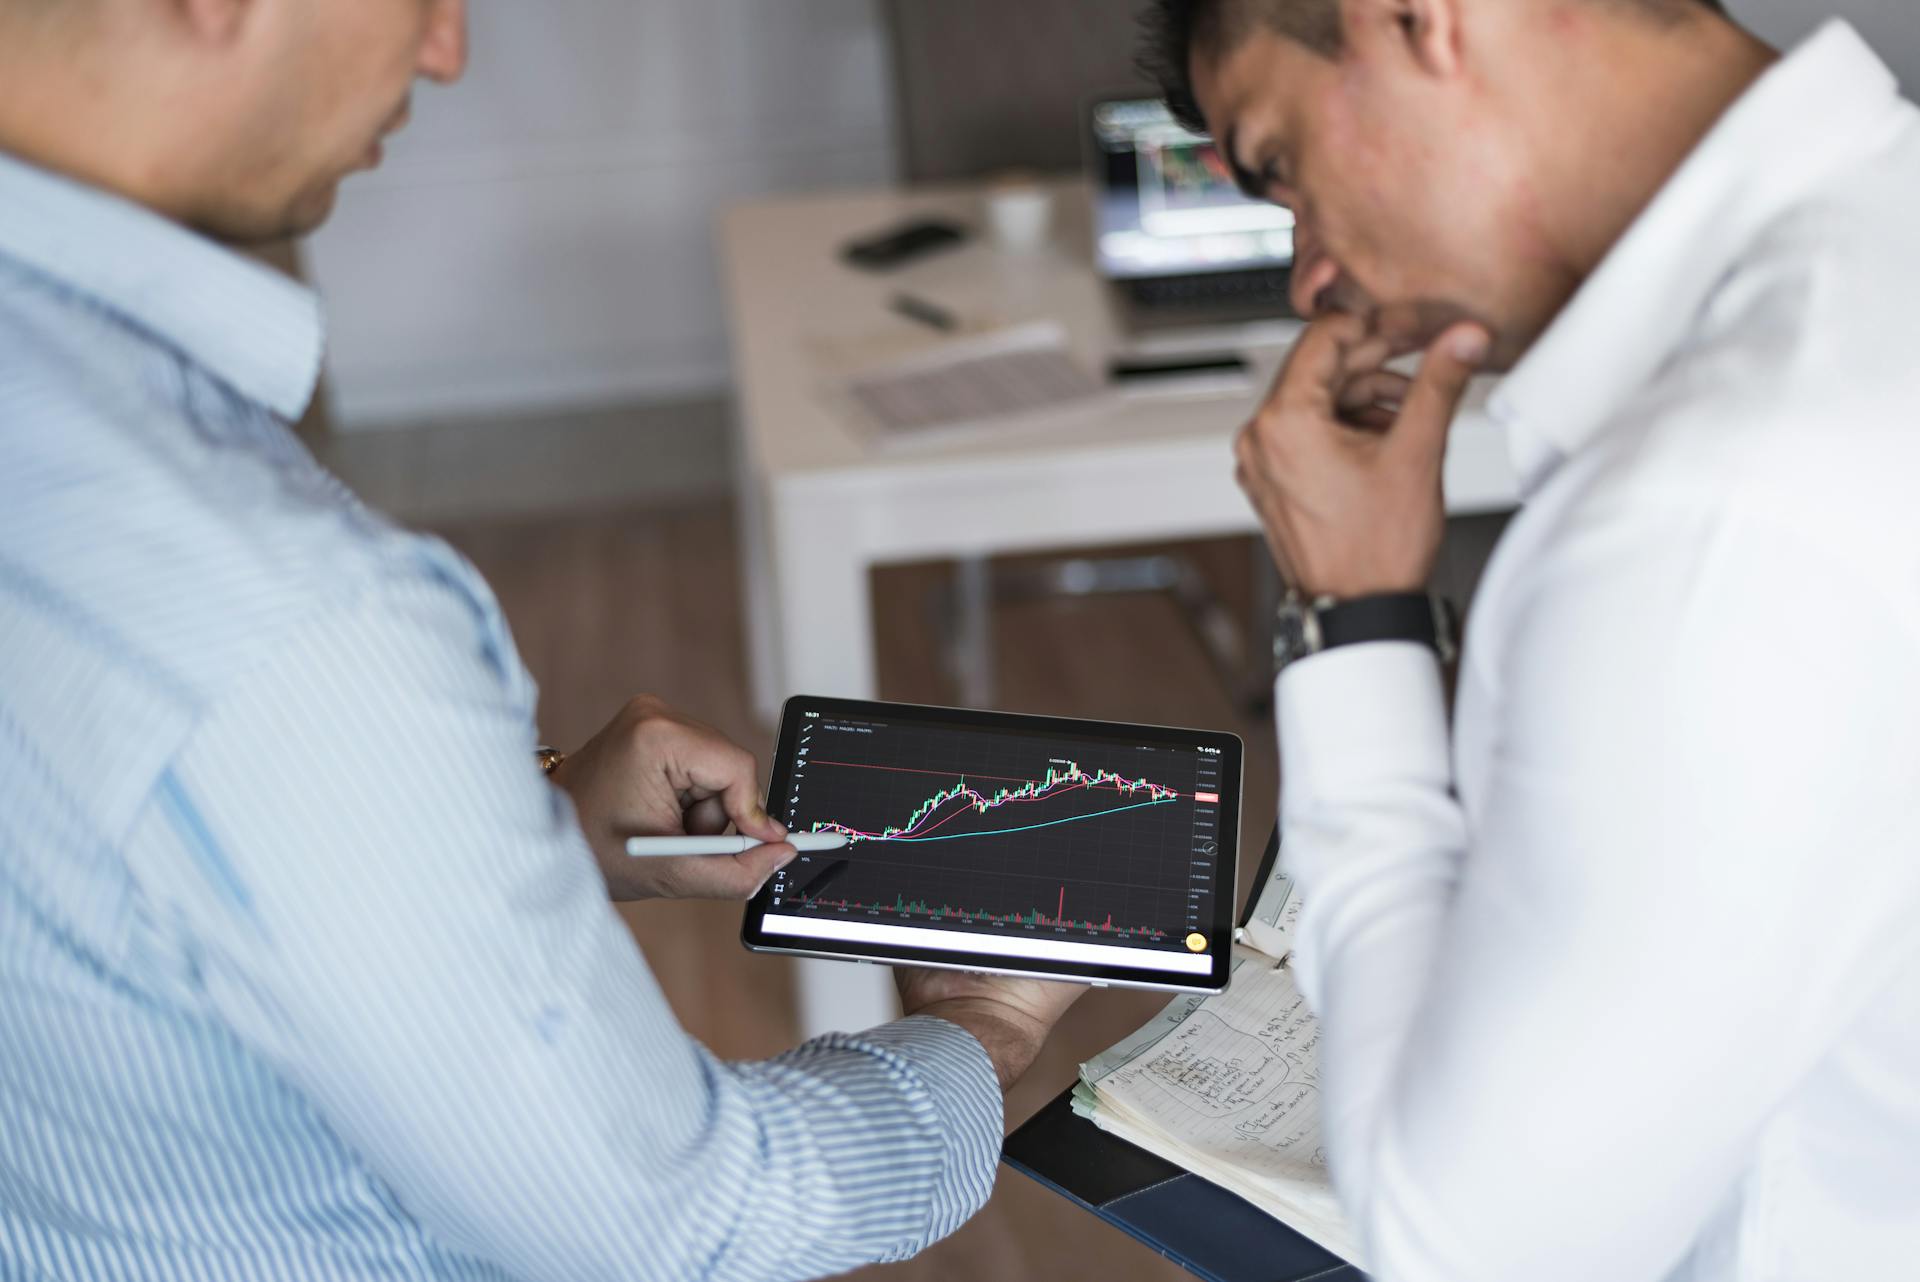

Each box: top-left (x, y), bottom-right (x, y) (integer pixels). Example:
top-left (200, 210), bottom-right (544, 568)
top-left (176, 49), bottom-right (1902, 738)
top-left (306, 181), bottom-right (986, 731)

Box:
top-left (1489, 20), bottom-right (1907, 495)
top-left (0, 150), bottom-right (325, 422)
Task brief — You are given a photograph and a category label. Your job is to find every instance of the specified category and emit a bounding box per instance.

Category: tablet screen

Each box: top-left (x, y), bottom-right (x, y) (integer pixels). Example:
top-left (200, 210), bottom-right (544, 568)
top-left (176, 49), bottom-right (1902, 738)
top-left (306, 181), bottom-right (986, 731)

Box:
top-left (743, 697), bottom-right (1241, 992)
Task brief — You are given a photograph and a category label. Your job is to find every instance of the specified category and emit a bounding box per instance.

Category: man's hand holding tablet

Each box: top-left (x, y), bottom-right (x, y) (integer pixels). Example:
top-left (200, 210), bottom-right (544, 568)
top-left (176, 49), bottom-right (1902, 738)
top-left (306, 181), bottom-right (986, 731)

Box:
top-left (894, 966), bottom-right (1088, 1091)
top-left (549, 693), bottom-right (1096, 1091)
top-left (551, 690), bottom-right (1237, 1076)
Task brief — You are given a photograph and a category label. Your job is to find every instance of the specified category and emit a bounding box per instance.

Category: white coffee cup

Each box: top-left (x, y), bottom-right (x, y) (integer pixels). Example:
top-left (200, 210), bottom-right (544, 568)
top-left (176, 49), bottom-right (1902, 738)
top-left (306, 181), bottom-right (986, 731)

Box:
top-left (984, 179), bottom-right (1052, 253)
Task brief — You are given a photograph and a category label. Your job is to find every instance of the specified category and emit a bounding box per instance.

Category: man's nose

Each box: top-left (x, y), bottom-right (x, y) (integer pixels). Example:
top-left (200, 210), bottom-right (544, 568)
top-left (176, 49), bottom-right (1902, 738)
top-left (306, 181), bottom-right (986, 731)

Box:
top-left (417, 0), bottom-right (470, 85)
top-left (1289, 247), bottom-right (1341, 319)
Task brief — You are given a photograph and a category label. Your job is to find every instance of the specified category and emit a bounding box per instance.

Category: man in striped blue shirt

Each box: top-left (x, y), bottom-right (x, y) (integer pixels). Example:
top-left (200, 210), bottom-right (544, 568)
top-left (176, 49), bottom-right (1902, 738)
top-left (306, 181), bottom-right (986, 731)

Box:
top-left (0, 2), bottom-right (1083, 1279)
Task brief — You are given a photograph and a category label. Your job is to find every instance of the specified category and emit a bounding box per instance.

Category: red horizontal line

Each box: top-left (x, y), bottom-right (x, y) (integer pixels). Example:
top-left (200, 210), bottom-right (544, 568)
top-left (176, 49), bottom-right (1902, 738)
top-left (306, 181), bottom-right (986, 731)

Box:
top-left (806, 759), bottom-right (1045, 784)
top-left (804, 758), bottom-right (1192, 797)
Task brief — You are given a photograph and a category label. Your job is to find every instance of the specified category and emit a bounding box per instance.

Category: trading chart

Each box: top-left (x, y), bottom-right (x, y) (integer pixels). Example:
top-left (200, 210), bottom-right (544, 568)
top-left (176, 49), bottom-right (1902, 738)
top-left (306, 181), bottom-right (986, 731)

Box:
top-left (762, 709), bottom-right (1228, 966)
top-left (1140, 136), bottom-right (1241, 212)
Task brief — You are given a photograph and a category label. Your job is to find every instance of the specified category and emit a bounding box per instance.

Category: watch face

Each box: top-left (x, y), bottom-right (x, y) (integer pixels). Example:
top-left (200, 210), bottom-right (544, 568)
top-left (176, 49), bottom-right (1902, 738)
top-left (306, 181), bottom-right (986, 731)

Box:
top-left (1273, 605), bottom-right (1313, 670)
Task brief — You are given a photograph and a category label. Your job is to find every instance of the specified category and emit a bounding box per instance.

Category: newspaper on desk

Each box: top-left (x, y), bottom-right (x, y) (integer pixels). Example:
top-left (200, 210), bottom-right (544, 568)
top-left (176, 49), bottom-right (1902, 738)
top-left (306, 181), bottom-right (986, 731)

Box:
top-left (1071, 859), bottom-right (1362, 1266)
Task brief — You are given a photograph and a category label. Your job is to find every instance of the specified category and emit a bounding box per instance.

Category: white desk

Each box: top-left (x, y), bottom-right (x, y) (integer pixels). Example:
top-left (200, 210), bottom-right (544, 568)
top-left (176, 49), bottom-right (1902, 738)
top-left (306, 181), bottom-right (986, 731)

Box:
top-left (716, 177), bottom-right (1519, 1038)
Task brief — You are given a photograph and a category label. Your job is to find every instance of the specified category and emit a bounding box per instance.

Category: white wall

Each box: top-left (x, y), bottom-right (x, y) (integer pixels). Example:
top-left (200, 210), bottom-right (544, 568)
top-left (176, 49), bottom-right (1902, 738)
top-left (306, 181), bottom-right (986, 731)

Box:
top-left (307, 1), bottom-right (1915, 430)
top-left (306, 0), bottom-right (896, 428)
top-left (1733, 0), bottom-right (1918, 84)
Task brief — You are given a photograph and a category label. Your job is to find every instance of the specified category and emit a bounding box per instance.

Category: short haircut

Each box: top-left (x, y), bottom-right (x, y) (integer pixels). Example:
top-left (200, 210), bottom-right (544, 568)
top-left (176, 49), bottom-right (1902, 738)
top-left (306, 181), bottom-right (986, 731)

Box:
top-left (1141, 0), bottom-right (1728, 132)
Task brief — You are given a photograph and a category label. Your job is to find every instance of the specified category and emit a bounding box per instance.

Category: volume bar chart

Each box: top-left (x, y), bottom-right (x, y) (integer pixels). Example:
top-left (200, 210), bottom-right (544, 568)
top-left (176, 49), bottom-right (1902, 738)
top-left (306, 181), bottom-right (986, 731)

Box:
top-left (799, 884), bottom-right (1167, 941)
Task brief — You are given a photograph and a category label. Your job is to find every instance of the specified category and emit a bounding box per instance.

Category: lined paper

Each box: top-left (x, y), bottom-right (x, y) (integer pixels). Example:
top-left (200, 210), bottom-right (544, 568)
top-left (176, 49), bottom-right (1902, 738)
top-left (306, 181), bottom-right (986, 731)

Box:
top-left (1075, 868), bottom-right (1359, 1265)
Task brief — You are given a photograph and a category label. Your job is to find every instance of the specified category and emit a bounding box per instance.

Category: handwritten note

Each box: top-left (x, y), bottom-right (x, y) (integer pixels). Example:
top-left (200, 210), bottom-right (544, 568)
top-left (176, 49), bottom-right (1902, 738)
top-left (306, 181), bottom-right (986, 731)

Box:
top-left (1075, 954), bottom-right (1358, 1265)
top-left (1238, 858), bottom-right (1303, 963)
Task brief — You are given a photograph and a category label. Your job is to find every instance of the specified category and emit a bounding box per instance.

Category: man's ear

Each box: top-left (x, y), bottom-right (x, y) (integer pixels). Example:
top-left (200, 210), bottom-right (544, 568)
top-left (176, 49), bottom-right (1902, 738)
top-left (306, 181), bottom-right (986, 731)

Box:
top-left (170, 0), bottom-right (250, 43)
top-left (1369, 0), bottom-right (1466, 78)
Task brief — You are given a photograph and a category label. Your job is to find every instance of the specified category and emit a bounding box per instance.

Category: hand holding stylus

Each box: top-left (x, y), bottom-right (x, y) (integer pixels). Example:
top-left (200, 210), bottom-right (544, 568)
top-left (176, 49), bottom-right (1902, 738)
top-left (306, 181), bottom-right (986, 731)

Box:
top-left (549, 696), bottom-right (797, 902)
top-left (625, 833), bottom-right (849, 857)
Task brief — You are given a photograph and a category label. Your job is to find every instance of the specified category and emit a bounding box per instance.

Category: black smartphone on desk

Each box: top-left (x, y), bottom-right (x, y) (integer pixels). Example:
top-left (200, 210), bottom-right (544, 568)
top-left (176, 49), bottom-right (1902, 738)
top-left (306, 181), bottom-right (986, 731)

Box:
top-left (841, 218), bottom-right (967, 271)
top-left (1109, 353), bottom-right (1250, 382)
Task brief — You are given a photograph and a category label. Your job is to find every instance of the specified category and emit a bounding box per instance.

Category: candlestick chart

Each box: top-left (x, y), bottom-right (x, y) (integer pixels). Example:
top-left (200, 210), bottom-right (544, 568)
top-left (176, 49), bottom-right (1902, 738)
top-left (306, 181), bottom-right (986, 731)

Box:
top-left (768, 717), bottom-right (1224, 955)
top-left (810, 760), bottom-right (1180, 846)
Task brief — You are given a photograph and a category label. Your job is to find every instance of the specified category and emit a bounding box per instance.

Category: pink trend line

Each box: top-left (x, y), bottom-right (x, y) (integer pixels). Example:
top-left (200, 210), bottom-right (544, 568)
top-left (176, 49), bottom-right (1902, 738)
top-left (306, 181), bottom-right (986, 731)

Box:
top-left (807, 757), bottom-right (1196, 799)
top-left (886, 778), bottom-right (1096, 841)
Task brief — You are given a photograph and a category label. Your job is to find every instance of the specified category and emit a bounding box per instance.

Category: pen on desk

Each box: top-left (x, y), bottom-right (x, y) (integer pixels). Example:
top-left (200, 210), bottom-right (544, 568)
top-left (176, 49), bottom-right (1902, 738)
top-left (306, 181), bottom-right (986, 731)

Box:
top-left (889, 291), bottom-right (959, 333)
top-left (624, 832), bottom-right (851, 858)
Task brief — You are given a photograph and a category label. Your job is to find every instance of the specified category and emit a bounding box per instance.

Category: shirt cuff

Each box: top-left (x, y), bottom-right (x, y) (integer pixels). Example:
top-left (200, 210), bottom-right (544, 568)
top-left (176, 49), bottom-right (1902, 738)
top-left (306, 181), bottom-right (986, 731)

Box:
top-left (838, 1014), bottom-right (1004, 1246)
top-left (1276, 640), bottom-right (1451, 813)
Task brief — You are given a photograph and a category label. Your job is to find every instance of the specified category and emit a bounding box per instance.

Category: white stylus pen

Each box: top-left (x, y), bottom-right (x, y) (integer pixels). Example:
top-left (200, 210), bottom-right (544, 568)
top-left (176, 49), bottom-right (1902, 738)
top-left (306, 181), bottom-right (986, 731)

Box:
top-left (623, 832), bottom-right (851, 858)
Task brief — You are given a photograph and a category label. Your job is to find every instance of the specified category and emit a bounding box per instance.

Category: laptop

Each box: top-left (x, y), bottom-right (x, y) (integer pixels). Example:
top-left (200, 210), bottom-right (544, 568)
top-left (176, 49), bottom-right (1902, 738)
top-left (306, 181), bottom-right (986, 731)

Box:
top-left (1087, 95), bottom-right (1298, 331)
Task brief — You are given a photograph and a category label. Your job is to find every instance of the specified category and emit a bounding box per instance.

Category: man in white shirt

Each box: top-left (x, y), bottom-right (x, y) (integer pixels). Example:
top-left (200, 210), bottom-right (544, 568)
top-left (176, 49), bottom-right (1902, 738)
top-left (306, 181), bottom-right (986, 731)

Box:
top-left (1146, 0), bottom-right (1920, 1278)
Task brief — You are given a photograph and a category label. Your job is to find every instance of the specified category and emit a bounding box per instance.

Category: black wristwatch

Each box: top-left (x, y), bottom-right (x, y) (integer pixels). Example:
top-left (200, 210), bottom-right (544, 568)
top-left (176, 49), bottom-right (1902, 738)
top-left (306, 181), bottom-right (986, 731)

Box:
top-left (1274, 589), bottom-right (1460, 671)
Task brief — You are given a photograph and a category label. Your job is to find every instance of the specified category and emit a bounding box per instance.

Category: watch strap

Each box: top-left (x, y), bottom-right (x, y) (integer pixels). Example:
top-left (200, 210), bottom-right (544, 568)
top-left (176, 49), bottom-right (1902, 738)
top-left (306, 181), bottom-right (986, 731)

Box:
top-left (1316, 591), bottom-right (1459, 663)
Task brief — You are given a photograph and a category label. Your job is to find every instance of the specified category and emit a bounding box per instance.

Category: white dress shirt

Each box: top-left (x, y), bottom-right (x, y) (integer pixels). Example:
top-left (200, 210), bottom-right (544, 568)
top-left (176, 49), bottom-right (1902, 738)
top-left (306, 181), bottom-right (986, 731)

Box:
top-left (1276, 22), bottom-right (1920, 1282)
top-left (0, 147), bottom-right (1001, 1280)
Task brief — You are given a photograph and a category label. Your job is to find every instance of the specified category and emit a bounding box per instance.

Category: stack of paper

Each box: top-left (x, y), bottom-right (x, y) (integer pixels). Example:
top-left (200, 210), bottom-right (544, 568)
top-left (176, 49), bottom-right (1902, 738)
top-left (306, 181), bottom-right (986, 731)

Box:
top-left (1070, 868), bottom-right (1362, 1266)
top-left (844, 321), bottom-right (1101, 443)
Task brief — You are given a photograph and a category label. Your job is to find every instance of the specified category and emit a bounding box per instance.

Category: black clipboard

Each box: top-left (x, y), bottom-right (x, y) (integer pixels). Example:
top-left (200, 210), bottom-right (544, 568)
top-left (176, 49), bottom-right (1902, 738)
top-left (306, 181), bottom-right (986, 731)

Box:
top-left (1001, 827), bottom-right (1366, 1282)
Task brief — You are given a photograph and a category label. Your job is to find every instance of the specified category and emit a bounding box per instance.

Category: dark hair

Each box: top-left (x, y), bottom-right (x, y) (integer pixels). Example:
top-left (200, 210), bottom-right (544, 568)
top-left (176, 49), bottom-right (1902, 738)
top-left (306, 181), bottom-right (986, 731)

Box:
top-left (1140, 0), bottom-right (1329, 132)
top-left (1142, 0), bottom-right (1728, 133)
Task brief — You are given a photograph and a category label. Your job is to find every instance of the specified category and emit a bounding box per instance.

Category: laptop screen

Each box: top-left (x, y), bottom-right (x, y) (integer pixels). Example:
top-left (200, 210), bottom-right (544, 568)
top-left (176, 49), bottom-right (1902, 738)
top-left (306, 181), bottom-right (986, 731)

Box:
top-left (1089, 97), bottom-right (1295, 281)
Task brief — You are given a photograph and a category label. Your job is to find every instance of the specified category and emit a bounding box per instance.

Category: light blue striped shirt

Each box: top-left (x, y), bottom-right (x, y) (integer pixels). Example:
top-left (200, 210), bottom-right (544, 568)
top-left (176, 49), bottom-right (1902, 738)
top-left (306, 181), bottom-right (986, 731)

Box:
top-left (0, 150), bottom-right (1002, 1282)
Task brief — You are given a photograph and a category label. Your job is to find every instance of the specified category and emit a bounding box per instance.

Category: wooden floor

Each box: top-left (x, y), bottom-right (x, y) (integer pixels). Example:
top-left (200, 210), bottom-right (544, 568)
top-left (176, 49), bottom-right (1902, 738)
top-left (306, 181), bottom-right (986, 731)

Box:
top-left (436, 503), bottom-right (1283, 1282)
